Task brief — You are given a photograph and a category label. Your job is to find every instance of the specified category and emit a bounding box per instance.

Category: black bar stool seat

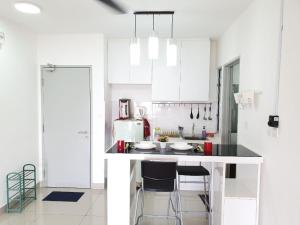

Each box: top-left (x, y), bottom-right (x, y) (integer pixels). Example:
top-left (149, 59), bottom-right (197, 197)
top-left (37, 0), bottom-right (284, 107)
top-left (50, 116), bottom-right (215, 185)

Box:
top-left (134, 160), bottom-right (183, 225)
top-left (177, 165), bottom-right (210, 176)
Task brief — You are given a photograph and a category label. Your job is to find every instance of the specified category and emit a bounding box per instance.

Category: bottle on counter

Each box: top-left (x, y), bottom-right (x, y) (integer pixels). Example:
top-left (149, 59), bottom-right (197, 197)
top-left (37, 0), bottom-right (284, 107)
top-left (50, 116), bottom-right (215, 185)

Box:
top-left (202, 126), bottom-right (207, 139)
top-left (153, 127), bottom-right (161, 141)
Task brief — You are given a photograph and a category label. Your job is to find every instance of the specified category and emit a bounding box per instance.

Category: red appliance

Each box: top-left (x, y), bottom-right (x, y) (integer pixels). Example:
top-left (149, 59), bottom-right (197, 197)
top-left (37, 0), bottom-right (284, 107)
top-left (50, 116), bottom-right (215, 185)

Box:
top-left (119, 99), bottom-right (130, 119)
top-left (143, 118), bottom-right (150, 139)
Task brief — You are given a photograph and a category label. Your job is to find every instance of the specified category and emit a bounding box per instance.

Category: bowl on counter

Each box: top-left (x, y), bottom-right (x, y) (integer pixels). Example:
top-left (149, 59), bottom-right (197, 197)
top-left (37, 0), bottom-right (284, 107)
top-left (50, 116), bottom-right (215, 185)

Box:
top-left (170, 142), bottom-right (193, 151)
top-left (135, 141), bottom-right (156, 150)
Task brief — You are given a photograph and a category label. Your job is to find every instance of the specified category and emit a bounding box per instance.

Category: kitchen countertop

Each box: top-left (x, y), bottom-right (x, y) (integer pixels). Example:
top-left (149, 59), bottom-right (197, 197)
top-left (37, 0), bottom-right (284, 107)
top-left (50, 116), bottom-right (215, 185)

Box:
top-left (106, 143), bottom-right (262, 158)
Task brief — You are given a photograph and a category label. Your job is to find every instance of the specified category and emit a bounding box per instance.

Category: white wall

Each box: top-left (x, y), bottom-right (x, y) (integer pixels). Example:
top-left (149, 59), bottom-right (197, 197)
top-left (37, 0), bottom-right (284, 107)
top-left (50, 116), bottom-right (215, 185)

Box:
top-left (37, 34), bottom-right (106, 188)
top-left (217, 0), bottom-right (300, 224)
top-left (263, 0), bottom-right (300, 224)
top-left (218, 0), bottom-right (281, 155)
top-left (0, 19), bottom-right (39, 208)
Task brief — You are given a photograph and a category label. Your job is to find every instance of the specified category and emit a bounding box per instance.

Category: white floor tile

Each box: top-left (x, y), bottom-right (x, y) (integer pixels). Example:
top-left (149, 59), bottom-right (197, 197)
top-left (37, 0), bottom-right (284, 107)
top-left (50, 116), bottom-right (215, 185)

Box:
top-left (0, 188), bottom-right (208, 225)
top-left (0, 212), bottom-right (37, 225)
top-left (80, 216), bottom-right (106, 225)
top-left (32, 214), bottom-right (83, 225)
top-left (87, 194), bottom-right (107, 217)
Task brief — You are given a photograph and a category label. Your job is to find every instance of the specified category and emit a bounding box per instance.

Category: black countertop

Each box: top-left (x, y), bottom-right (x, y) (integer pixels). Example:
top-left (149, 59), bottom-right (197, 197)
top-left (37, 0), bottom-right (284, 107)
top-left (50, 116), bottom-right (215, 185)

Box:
top-left (106, 143), bottom-right (262, 158)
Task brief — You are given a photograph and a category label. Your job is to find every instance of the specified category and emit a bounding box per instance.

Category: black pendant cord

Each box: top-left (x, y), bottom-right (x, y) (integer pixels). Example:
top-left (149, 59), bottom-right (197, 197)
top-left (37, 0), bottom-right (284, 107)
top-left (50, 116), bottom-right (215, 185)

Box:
top-left (134, 14), bottom-right (137, 38)
top-left (152, 14), bottom-right (155, 32)
top-left (171, 14), bottom-right (174, 39)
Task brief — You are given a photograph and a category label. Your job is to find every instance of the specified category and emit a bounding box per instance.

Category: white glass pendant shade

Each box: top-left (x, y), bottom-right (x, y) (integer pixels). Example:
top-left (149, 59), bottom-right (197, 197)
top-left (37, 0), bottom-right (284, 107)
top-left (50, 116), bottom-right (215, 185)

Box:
top-left (14, 2), bottom-right (41, 14)
top-left (130, 38), bottom-right (140, 65)
top-left (148, 32), bottom-right (159, 59)
top-left (166, 39), bottom-right (177, 66)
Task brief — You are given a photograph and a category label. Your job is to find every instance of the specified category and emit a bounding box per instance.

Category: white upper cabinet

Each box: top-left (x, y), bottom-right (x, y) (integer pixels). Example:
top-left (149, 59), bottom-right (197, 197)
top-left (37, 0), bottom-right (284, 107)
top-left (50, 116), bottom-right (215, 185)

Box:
top-left (152, 39), bottom-right (181, 101)
top-left (107, 39), bottom-right (152, 84)
top-left (107, 38), bottom-right (211, 102)
top-left (180, 39), bottom-right (211, 101)
top-left (108, 39), bottom-right (131, 84)
top-left (130, 39), bottom-right (152, 84)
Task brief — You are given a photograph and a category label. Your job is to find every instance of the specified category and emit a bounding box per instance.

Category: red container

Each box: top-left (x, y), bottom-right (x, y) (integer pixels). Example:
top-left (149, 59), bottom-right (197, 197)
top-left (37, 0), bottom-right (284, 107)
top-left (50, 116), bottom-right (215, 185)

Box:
top-left (117, 140), bottom-right (125, 153)
top-left (204, 142), bottom-right (213, 155)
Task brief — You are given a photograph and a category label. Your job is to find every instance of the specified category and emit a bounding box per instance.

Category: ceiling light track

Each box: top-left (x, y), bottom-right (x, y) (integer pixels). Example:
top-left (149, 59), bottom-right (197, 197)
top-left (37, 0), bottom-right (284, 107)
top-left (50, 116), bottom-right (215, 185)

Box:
top-left (134, 11), bottom-right (175, 15)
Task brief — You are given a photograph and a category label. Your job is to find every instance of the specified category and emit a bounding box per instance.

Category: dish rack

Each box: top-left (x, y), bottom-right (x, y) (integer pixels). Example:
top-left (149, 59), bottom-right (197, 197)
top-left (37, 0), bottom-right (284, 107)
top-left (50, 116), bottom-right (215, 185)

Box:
top-left (6, 164), bottom-right (37, 213)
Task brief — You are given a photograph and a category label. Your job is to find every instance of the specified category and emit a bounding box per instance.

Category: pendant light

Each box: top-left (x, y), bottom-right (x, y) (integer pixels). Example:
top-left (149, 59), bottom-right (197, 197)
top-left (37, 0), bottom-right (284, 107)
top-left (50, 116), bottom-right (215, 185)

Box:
top-left (148, 14), bottom-right (159, 60)
top-left (130, 14), bottom-right (140, 65)
top-left (167, 14), bottom-right (177, 66)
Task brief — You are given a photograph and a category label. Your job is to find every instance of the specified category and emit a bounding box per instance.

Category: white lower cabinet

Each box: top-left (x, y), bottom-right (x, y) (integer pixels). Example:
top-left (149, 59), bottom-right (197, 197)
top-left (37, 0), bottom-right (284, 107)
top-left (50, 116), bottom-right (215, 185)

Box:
top-left (223, 198), bottom-right (256, 225)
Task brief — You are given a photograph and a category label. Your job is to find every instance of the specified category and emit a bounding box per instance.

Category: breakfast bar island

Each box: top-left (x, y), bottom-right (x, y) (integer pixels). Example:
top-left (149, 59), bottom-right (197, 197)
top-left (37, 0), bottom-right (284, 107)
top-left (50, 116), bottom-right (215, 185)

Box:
top-left (105, 144), bottom-right (263, 225)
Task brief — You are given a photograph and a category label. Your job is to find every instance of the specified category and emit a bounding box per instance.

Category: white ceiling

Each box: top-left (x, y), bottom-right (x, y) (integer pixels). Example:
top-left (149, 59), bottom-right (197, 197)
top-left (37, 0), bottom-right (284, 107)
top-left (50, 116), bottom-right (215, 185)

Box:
top-left (0, 0), bottom-right (253, 38)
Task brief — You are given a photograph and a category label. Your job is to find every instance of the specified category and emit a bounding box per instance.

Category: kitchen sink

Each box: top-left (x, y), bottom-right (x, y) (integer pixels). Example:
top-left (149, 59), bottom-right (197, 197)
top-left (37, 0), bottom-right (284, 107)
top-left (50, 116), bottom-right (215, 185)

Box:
top-left (184, 136), bottom-right (207, 141)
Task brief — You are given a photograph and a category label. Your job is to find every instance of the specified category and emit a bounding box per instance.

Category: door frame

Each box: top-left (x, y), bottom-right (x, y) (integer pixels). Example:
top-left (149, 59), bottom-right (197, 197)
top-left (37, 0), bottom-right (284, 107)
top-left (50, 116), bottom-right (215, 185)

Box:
top-left (219, 58), bottom-right (240, 145)
top-left (40, 65), bottom-right (93, 188)
top-left (219, 59), bottom-right (240, 178)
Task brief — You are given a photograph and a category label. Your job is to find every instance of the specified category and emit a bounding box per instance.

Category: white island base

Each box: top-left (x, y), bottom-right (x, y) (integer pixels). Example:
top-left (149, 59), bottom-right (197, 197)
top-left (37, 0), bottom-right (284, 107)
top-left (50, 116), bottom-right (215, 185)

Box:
top-left (105, 147), bottom-right (262, 225)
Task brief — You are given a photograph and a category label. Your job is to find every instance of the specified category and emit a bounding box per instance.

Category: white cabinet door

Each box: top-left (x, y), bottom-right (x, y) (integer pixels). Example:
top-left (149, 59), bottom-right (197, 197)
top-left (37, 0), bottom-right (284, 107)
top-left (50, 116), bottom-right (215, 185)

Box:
top-left (130, 39), bottom-right (152, 84)
top-left (180, 39), bottom-right (211, 101)
top-left (223, 198), bottom-right (256, 225)
top-left (108, 39), bottom-right (152, 84)
top-left (152, 39), bottom-right (181, 101)
top-left (108, 39), bottom-right (131, 84)
top-left (212, 162), bottom-right (226, 225)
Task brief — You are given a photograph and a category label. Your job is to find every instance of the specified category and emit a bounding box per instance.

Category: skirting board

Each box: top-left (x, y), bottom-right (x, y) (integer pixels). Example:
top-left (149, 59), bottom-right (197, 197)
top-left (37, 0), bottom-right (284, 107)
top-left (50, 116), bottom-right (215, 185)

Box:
top-left (0, 204), bottom-right (5, 216)
top-left (91, 183), bottom-right (105, 189)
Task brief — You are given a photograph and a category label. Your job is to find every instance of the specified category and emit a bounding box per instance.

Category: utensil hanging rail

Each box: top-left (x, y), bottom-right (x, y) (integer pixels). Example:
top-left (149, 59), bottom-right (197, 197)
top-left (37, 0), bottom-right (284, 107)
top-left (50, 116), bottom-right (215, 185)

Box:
top-left (152, 101), bottom-right (212, 106)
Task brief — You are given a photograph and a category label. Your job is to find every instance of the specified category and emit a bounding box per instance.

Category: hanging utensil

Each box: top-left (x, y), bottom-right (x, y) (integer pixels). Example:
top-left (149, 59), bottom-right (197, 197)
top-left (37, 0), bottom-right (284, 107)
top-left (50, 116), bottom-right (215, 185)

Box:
top-left (190, 104), bottom-right (194, 119)
top-left (203, 104), bottom-right (207, 120)
top-left (208, 103), bottom-right (213, 120)
top-left (196, 104), bottom-right (200, 119)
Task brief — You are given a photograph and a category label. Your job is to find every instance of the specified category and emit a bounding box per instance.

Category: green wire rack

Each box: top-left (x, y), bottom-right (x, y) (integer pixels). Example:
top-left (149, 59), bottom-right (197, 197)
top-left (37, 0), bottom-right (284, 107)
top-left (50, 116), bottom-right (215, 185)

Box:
top-left (6, 164), bottom-right (37, 213)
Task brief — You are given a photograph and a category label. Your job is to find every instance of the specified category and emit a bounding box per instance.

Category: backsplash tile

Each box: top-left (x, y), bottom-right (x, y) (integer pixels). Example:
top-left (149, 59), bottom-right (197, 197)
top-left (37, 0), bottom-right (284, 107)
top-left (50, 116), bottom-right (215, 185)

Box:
top-left (111, 100), bottom-right (218, 138)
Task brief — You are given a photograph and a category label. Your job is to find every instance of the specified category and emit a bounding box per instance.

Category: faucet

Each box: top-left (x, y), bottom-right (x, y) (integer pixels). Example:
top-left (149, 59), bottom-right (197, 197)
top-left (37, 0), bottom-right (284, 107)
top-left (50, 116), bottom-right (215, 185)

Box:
top-left (192, 123), bottom-right (195, 137)
top-left (178, 126), bottom-right (184, 139)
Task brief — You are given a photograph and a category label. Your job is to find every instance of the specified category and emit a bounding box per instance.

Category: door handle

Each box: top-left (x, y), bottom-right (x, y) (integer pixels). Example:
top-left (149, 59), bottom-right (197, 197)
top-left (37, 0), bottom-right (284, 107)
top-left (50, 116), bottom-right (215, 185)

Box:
top-left (78, 131), bottom-right (88, 134)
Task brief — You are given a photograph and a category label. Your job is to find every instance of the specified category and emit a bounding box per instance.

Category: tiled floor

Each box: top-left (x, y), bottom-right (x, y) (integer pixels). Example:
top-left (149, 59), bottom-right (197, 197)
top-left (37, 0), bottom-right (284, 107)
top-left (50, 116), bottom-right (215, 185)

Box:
top-left (0, 188), bottom-right (208, 225)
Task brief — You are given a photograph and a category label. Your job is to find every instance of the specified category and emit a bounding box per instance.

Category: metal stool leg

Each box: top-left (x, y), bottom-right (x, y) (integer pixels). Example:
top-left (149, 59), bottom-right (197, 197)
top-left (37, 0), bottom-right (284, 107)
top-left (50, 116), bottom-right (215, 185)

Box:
top-left (134, 188), bottom-right (142, 225)
top-left (140, 189), bottom-right (145, 223)
top-left (203, 175), bottom-right (210, 210)
top-left (177, 175), bottom-right (184, 225)
top-left (208, 175), bottom-right (211, 225)
top-left (168, 192), bottom-right (172, 216)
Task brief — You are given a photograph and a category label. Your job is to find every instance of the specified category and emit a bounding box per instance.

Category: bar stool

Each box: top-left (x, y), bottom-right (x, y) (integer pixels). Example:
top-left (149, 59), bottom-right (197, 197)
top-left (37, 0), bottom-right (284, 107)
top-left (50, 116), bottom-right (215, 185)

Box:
top-left (134, 160), bottom-right (183, 225)
top-left (176, 164), bottom-right (210, 213)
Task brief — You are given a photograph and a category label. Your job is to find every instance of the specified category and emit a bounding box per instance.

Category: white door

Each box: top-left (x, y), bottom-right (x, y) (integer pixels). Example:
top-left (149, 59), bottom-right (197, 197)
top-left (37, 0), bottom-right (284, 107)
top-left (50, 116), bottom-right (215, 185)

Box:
top-left (42, 66), bottom-right (91, 188)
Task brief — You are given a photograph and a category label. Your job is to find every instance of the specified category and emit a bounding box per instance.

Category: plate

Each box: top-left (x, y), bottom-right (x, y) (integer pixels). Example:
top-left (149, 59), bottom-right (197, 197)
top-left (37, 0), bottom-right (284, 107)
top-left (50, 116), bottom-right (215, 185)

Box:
top-left (135, 143), bottom-right (157, 150)
top-left (170, 144), bottom-right (193, 151)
